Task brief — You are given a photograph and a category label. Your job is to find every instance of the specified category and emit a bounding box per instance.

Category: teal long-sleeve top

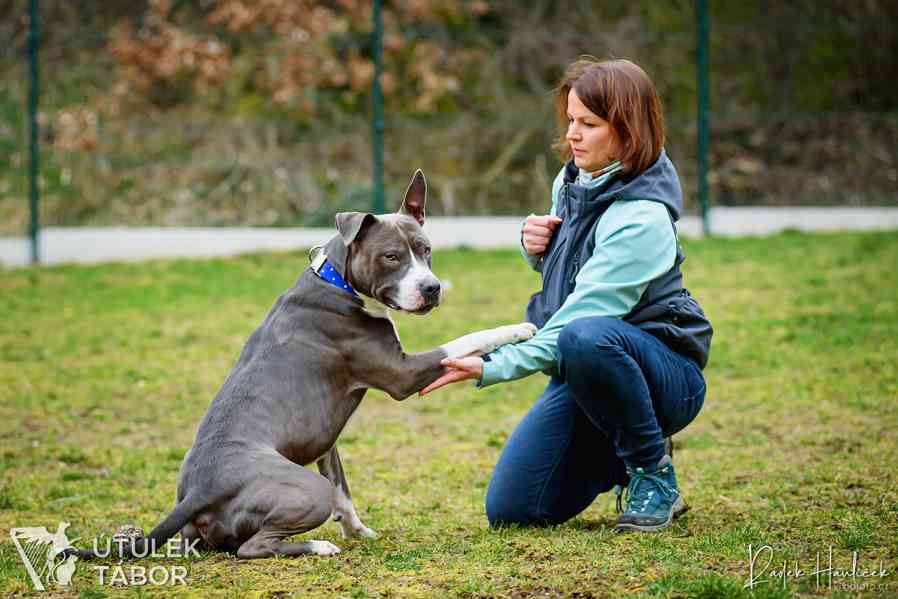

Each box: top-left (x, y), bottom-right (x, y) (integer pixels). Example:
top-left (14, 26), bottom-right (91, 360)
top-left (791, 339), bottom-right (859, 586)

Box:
top-left (479, 165), bottom-right (678, 387)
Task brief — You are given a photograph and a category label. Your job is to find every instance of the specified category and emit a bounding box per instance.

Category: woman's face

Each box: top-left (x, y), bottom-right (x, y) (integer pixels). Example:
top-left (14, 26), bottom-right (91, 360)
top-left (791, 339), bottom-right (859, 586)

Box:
top-left (566, 88), bottom-right (622, 173)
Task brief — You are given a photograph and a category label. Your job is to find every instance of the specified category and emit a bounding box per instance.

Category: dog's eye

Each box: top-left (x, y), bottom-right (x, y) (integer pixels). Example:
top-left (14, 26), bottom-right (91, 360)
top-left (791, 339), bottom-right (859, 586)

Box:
top-left (384, 253), bottom-right (399, 262)
top-left (423, 247), bottom-right (431, 257)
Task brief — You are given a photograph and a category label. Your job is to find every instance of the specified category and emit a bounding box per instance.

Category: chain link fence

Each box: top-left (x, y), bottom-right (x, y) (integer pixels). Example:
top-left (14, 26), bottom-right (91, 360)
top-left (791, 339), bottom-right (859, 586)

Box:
top-left (1, 1), bottom-right (896, 239)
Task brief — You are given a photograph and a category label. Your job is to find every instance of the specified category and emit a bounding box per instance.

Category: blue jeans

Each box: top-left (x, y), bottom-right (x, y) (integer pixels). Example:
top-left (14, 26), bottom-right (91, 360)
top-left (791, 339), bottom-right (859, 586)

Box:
top-left (485, 316), bottom-right (706, 527)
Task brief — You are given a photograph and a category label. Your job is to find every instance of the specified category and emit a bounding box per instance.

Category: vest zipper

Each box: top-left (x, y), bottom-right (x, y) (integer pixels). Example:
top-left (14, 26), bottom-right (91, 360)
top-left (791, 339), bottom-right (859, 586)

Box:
top-left (565, 182), bottom-right (579, 286)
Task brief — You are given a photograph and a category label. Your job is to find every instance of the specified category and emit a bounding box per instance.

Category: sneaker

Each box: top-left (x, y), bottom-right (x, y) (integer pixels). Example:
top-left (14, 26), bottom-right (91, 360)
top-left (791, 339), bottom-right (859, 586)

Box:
top-left (614, 454), bottom-right (688, 532)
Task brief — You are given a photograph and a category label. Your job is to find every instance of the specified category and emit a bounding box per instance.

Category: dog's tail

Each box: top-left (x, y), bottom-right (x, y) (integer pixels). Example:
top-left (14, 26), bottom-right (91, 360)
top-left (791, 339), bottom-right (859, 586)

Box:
top-left (69, 492), bottom-right (204, 560)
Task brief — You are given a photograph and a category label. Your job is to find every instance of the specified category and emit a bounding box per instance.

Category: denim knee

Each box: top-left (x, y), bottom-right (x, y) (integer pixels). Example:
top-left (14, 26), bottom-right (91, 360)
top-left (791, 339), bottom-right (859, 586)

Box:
top-left (485, 479), bottom-right (537, 528)
top-left (557, 316), bottom-right (623, 377)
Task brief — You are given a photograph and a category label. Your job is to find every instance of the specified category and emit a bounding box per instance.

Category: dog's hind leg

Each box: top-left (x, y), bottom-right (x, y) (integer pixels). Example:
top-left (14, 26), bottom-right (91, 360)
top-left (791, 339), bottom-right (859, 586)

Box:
top-left (233, 458), bottom-right (338, 559)
top-left (236, 531), bottom-right (341, 558)
top-left (317, 447), bottom-right (377, 539)
top-left (178, 522), bottom-right (209, 553)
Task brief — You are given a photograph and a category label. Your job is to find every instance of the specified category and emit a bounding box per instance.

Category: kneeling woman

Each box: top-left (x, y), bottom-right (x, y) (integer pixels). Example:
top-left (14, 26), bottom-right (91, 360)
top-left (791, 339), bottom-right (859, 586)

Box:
top-left (422, 57), bottom-right (713, 532)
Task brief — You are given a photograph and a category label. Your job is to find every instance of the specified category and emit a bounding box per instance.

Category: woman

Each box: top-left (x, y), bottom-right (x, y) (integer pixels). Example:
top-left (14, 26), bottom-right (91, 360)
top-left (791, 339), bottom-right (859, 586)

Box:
top-left (421, 57), bottom-right (713, 532)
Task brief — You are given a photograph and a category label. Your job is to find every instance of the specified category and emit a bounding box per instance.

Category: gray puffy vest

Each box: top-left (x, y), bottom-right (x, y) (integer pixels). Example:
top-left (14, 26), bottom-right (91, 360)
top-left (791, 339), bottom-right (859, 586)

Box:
top-left (525, 152), bottom-right (713, 370)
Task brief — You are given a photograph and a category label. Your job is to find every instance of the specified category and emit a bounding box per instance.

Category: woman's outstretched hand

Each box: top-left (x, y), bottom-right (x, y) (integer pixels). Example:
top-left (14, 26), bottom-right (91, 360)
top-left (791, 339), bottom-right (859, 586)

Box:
top-left (522, 214), bottom-right (563, 255)
top-left (419, 356), bottom-right (484, 396)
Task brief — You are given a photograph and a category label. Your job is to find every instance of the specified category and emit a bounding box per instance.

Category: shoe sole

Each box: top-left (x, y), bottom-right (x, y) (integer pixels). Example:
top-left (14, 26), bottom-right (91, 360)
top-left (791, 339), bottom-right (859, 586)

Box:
top-left (615, 495), bottom-right (689, 533)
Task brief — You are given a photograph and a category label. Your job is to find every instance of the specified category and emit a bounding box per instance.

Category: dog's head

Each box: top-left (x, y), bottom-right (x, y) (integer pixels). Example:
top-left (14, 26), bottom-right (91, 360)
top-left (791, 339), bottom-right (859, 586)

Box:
top-left (335, 170), bottom-right (441, 314)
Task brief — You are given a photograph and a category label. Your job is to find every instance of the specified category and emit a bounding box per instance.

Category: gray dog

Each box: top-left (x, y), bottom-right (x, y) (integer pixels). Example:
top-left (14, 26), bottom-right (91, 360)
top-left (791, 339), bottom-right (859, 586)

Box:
top-left (77, 170), bottom-right (535, 560)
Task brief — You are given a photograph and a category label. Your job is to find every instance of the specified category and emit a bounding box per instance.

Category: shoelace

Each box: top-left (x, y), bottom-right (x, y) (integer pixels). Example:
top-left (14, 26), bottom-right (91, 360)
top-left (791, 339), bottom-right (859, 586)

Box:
top-left (614, 469), bottom-right (676, 514)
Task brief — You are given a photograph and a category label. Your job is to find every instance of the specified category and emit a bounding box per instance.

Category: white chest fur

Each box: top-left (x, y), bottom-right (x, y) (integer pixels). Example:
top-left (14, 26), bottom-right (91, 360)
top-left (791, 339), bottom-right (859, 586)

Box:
top-left (362, 297), bottom-right (400, 341)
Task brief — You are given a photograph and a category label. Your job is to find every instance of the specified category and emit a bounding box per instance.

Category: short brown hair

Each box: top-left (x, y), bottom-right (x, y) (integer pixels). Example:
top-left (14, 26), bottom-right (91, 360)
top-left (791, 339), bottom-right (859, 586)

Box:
top-left (553, 57), bottom-right (665, 175)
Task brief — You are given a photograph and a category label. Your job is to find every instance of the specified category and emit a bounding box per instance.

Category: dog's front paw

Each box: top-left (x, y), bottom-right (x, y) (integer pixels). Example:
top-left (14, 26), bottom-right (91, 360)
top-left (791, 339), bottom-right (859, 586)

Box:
top-left (441, 322), bottom-right (538, 359)
top-left (509, 322), bottom-right (538, 342)
top-left (474, 322), bottom-right (538, 354)
top-left (493, 322), bottom-right (537, 345)
top-left (341, 524), bottom-right (378, 540)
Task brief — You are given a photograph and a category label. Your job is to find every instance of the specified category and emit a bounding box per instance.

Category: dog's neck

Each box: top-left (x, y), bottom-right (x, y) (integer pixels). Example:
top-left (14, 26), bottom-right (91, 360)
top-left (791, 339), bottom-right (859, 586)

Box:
top-left (361, 295), bottom-right (391, 319)
top-left (321, 236), bottom-right (366, 292)
top-left (319, 236), bottom-right (399, 341)
top-left (359, 289), bottom-right (400, 340)
top-left (320, 236), bottom-right (390, 322)
top-left (322, 236), bottom-right (350, 277)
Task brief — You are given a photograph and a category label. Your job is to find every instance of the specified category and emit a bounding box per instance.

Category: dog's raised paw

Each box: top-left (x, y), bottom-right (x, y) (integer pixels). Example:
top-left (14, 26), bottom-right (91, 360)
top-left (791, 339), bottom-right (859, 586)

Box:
top-left (511, 322), bottom-right (538, 342)
top-left (307, 540), bottom-right (341, 556)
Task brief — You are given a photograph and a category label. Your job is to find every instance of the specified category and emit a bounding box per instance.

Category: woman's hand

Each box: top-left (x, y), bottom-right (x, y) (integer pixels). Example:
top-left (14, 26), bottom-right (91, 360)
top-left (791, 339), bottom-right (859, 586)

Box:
top-left (419, 357), bottom-right (484, 396)
top-left (522, 214), bottom-right (563, 255)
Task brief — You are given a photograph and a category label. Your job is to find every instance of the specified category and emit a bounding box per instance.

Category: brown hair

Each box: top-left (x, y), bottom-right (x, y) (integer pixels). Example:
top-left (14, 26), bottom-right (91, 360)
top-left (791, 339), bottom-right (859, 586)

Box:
top-left (553, 57), bottom-right (665, 175)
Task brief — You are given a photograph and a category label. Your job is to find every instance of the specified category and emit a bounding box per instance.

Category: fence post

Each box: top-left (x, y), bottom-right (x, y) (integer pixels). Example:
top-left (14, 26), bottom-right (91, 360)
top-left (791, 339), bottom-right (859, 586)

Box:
top-left (27, 0), bottom-right (41, 263)
top-left (371, 0), bottom-right (385, 214)
top-left (696, 0), bottom-right (710, 236)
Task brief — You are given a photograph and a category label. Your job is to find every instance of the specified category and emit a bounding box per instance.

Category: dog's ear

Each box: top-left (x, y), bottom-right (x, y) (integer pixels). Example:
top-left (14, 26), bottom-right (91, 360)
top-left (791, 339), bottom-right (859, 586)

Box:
top-left (399, 169), bottom-right (426, 226)
top-left (335, 212), bottom-right (376, 246)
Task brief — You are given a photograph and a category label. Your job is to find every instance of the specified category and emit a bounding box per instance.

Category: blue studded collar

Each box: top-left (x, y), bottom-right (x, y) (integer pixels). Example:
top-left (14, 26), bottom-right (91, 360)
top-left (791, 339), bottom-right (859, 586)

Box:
top-left (309, 251), bottom-right (359, 298)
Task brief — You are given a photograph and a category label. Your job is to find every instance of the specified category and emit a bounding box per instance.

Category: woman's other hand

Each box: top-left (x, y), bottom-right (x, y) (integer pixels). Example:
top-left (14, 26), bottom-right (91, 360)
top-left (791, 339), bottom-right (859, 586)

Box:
top-left (522, 214), bottom-right (563, 255)
top-left (419, 357), bottom-right (484, 396)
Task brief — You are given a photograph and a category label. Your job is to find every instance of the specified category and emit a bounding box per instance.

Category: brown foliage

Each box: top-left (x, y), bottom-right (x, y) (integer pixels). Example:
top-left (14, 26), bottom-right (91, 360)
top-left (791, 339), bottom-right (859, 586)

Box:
top-left (108, 0), bottom-right (231, 107)
top-left (106, 0), bottom-right (490, 114)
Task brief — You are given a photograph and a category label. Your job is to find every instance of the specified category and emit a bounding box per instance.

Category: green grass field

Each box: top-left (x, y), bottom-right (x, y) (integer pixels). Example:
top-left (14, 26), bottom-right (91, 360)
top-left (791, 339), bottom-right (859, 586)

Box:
top-left (1, 231), bottom-right (897, 598)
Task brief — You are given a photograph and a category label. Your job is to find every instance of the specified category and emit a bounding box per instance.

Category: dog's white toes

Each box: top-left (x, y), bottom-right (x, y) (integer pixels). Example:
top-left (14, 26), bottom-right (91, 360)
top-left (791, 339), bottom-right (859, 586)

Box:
top-left (513, 322), bottom-right (538, 341)
top-left (340, 524), bottom-right (378, 540)
top-left (307, 540), bottom-right (341, 556)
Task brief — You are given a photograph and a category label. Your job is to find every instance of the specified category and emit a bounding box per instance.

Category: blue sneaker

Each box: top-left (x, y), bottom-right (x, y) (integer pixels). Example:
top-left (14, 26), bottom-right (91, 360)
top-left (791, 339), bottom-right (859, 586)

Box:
top-left (614, 454), bottom-right (688, 532)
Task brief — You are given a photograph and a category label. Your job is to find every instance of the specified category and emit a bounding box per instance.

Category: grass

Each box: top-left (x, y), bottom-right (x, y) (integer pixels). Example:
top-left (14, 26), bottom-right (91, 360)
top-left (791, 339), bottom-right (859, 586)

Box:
top-left (1, 230), bottom-right (897, 598)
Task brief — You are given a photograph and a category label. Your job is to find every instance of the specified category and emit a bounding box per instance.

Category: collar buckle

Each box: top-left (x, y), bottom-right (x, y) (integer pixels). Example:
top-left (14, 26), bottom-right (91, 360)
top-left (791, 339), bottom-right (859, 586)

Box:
top-left (309, 250), bottom-right (327, 274)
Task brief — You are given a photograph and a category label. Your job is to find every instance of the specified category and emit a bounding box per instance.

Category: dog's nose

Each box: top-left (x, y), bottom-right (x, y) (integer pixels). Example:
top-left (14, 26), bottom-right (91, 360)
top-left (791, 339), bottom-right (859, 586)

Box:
top-left (420, 281), bottom-right (441, 300)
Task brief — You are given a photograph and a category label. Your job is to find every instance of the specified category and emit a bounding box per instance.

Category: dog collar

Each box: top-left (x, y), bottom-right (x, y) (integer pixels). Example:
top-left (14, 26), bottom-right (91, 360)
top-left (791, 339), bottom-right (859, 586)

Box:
top-left (310, 252), bottom-right (359, 298)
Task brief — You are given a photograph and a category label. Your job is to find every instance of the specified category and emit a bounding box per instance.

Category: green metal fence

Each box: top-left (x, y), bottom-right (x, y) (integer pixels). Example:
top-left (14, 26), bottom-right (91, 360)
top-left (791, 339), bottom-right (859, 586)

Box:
top-left (5, 1), bottom-right (897, 264)
top-left (26, 0), bottom-right (40, 263)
